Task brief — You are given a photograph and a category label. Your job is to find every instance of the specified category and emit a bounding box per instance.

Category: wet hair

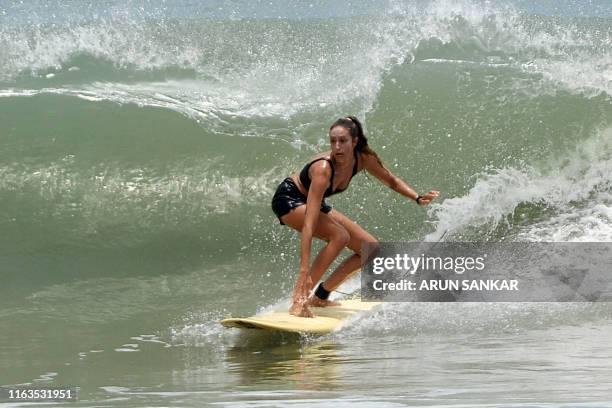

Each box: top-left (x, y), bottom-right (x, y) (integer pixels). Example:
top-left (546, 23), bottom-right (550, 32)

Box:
top-left (330, 116), bottom-right (382, 166)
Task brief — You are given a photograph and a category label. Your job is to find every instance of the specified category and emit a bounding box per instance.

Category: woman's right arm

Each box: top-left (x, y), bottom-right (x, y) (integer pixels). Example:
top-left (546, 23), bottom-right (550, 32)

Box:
top-left (299, 162), bottom-right (332, 274)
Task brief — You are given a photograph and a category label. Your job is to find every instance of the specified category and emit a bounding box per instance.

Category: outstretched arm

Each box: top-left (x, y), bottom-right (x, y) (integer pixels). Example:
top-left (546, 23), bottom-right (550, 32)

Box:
top-left (361, 153), bottom-right (439, 205)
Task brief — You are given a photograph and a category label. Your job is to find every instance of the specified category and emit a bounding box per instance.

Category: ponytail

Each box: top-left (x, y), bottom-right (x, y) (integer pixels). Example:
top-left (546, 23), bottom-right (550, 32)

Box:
top-left (330, 116), bottom-right (383, 166)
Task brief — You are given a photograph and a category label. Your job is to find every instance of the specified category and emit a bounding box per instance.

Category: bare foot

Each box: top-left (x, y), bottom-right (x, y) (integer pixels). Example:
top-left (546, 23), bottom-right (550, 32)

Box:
top-left (308, 296), bottom-right (342, 307)
top-left (289, 302), bottom-right (315, 318)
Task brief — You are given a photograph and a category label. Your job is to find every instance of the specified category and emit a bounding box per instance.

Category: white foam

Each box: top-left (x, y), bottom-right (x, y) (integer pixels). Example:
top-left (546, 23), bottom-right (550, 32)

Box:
top-left (426, 128), bottom-right (612, 242)
top-left (2, 0), bottom-right (609, 120)
top-left (518, 193), bottom-right (612, 242)
top-left (331, 300), bottom-right (612, 340)
top-left (388, 0), bottom-right (612, 97)
top-left (0, 17), bottom-right (202, 82)
top-left (0, 160), bottom-right (280, 232)
top-left (170, 310), bottom-right (235, 348)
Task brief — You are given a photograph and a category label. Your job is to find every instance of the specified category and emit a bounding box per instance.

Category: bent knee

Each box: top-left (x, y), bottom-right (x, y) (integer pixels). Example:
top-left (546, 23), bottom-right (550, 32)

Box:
top-left (354, 239), bottom-right (379, 256)
top-left (331, 228), bottom-right (350, 248)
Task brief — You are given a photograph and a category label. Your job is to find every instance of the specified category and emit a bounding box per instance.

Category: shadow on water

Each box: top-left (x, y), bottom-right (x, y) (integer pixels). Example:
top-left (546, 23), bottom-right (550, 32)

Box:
top-left (225, 330), bottom-right (345, 390)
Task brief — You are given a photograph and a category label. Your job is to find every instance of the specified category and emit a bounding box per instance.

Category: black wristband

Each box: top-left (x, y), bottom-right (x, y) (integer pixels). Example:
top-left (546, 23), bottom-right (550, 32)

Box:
top-left (415, 195), bottom-right (423, 204)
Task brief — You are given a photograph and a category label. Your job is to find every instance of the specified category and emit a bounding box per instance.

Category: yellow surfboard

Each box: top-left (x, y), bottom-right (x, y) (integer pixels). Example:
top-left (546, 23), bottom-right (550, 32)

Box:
top-left (220, 298), bottom-right (381, 334)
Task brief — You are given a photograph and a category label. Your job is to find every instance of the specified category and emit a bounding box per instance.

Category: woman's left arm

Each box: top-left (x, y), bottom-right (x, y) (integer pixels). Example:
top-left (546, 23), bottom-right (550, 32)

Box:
top-left (361, 153), bottom-right (439, 205)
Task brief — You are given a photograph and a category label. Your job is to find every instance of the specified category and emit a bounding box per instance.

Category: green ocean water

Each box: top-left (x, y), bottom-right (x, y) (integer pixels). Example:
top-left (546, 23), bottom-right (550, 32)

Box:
top-left (1, 0), bottom-right (612, 406)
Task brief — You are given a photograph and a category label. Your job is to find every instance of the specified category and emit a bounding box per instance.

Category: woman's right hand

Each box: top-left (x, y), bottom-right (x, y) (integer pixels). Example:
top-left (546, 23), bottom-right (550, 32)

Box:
top-left (289, 301), bottom-right (314, 318)
top-left (290, 270), bottom-right (315, 318)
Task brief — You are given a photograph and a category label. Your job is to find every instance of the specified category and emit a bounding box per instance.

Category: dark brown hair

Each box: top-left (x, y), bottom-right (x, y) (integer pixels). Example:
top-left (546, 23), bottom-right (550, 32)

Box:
top-left (330, 116), bottom-right (382, 166)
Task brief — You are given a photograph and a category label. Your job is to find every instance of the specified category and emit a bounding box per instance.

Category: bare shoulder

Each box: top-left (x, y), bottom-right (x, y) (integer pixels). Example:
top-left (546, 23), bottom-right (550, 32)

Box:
top-left (308, 159), bottom-right (332, 194)
top-left (359, 151), bottom-right (381, 170)
top-left (309, 158), bottom-right (332, 177)
top-left (309, 151), bottom-right (332, 161)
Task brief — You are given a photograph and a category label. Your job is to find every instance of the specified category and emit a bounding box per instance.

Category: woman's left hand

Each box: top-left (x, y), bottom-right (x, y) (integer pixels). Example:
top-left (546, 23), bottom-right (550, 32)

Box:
top-left (417, 190), bottom-right (440, 206)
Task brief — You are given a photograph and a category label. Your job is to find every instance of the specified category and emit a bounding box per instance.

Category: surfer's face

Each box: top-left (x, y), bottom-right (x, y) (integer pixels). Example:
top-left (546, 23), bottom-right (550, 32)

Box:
top-left (329, 126), bottom-right (356, 160)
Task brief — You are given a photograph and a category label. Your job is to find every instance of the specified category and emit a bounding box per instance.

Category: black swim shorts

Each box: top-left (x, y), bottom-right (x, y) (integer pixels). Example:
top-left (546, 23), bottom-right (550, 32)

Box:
top-left (271, 177), bottom-right (332, 225)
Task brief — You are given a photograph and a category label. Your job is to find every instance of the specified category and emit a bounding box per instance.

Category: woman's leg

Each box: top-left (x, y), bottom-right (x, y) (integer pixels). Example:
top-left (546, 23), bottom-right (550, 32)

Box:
top-left (317, 209), bottom-right (378, 295)
top-left (280, 206), bottom-right (350, 317)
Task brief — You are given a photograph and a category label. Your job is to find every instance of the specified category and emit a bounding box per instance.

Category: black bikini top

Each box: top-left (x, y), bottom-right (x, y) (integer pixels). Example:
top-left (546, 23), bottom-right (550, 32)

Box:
top-left (299, 150), bottom-right (359, 197)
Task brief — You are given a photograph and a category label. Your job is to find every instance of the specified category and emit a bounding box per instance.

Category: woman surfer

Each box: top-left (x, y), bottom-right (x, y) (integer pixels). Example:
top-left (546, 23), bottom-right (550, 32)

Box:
top-left (271, 116), bottom-right (439, 317)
